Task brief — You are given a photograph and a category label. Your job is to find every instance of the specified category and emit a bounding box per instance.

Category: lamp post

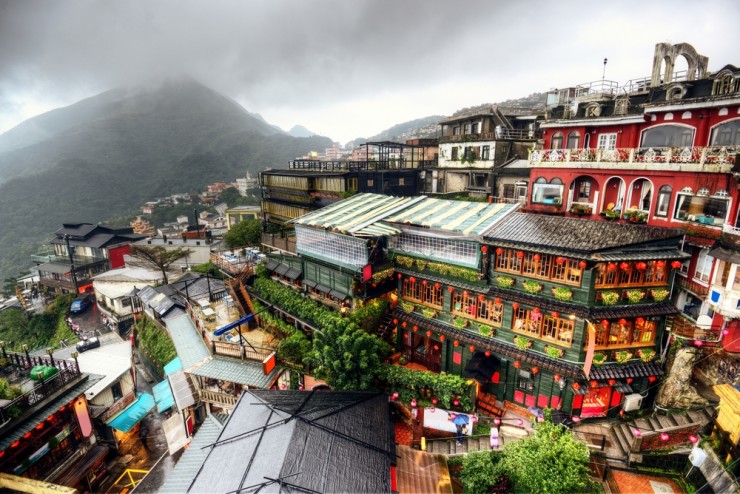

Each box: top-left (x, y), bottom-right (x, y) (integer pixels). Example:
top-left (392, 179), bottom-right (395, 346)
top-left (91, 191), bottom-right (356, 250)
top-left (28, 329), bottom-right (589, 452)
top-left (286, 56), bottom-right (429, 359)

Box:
top-left (71, 351), bottom-right (80, 374)
top-left (46, 348), bottom-right (54, 368)
top-left (22, 344), bottom-right (30, 367)
top-left (64, 234), bottom-right (79, 294)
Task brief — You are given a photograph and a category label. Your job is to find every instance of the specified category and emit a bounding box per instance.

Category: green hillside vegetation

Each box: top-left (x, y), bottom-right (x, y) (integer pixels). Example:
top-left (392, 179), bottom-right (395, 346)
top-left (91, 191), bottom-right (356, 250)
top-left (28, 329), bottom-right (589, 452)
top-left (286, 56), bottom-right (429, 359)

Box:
top-left (0, 79), bottom-right (332, 280)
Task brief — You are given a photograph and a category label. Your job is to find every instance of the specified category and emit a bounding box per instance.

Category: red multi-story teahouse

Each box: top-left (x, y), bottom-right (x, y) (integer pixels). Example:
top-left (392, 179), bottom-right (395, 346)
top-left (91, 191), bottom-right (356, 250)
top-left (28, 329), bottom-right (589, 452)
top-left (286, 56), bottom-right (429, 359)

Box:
top-left (527, 41), bottom-right (740, 351)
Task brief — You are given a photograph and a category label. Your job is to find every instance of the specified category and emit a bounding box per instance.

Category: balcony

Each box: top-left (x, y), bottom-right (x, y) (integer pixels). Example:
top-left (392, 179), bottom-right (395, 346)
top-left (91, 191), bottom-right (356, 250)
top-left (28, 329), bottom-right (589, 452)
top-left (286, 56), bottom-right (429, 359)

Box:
top-left (529, 146), bottom-right (738, 173)
top-left (261, 232), bottom-right (296, 254)
top-left (440, 129), bottom-right (541, 144)
top-left (675, 275), bottom-right (709, 297)
top-left (707, 284), bottom-right (740, 320)
top-left (31, 252), bottom-right (107, 267)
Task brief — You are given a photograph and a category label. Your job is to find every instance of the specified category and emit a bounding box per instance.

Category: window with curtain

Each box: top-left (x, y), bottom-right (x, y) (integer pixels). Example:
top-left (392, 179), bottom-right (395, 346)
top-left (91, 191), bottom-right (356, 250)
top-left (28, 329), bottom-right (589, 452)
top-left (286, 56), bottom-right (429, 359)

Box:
top-left (640, 125), bottom-right (695, 148)
top-left (710, 119), bottom-right (740, 146)
top-left (551, 132), bottom-right (563, 150)
top-left (566, 131), bottom-right (581, 149)
top-left (532, 178), bottom-right (564, 205)
top-left (655, 185), bottom-right (672, 217)
top-left (694, 249), bottom-right (714, 283)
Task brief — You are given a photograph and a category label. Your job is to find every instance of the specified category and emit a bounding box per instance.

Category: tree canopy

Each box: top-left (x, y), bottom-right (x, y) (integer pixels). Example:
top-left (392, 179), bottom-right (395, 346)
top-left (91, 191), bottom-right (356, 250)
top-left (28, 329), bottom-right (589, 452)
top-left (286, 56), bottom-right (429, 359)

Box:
top-left (223, 219), bottom-right (261, 248)
top-left (127, 245), bottom-right (192, 285)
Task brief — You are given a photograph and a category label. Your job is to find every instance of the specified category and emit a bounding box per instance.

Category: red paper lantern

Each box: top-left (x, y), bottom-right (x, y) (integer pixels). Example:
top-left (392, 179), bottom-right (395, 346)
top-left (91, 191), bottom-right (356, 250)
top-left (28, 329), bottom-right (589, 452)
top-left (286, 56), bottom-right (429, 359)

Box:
top-left (626, 378), bottom-right (634, 384)
top-left (439, 335), bottom-right (445, 342)
top-left (402, 322), bottom-right (407, 328)
top-left (579, 260), bottom-right (587, 269)
top-left (551, 311), bottom-right (559, 319)
top-left (481, 246), bottom-right (488, 254)
top-left (602, 319), bottom-right (610, 327)
top-left (556, 257), bottom-right (565, 265)
top-left (607, 263), bottom-right (617, 271)
top-left (636, 317), bottom-right (645, 325)
top-left (426, 330), bottom-right (432, 337)
top-left (572, 382), bottom-right (581, 390)
top-left (533, 307), bottom-right (540, 313)
top-left (516, 251), bottom-right (525, 259)
top-left (413, 325), bottom-right (419, 332)
top-left (636, 262), bottom-right (647, 270)
top-left (513, 361), bottom-right (521, 368)
top-left (393, 318), bottom-right (398, 325)
top-left (463, 290), bottom-right (469, 297)
top-left (484, 351), bottom-right (491, 357)
top-left (619, 262), bottom-right (629, 270)
top-left (409, 276), bottom-right (416, 283)
top-left (397, 273), bottom-right (402, 279)
top-left (434, 282), bottom-right (440, 289)
top-left (660, 432), bottom-right (670, 441)
top-left (590, 380), bottom-right (598, 388)
top-left (608, 379), bottom-right (616, 386)
top-left (453, 399), bottom-right (460, 406)
top-left (648, 376), bottom-right (657, 383)
top-left (694, 339), bottom-right (704, 347)
top-left (554, 374), bottom-right (561, 382)
top-left (496, 247), bottom-right (504, 255)
top-left (656, 260), bottom-right (666, 268)
top-left (531, 366), bottom-right (539, 375)
top-left (533, 254), bottom-right (541, 262)
top-left (469, 345), bottom-right (476, 353)
top-left (392, 391), bottom-right (399, 400)
top-left (411, 398), bottom-right (418, 408)
top-left (448, 286), bottom-right (454, 293)
top-left (495, 297), bottom-right (501, 304)
top-left (619, 318), bottom-right (627, 326)
top-left (453, 340), bottom-right (459, 347)
top-left (422, 280), bottom-right (427, 286)
top-left (478, 294), bottom-right (485, 302)
top-left (671, 260), bottom-right (682, 269)
top-left (432, 397), bottom-right (438, 405)
top-left (512, 302), bottom-right (519, 310)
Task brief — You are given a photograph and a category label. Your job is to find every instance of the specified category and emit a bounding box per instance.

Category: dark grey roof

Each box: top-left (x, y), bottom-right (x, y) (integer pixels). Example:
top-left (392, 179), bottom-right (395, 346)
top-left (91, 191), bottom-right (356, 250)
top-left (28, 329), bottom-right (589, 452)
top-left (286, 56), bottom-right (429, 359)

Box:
top-left (186, 390), bottom-right (393, 494)
top-left (485, 213), bottom-right (684, 255)
top-left (188, 356), bottom-right (281, 389)
top-left (169, 275), bottom-right (226, 301)
top-left (588, 361), bottom-right (664, 380)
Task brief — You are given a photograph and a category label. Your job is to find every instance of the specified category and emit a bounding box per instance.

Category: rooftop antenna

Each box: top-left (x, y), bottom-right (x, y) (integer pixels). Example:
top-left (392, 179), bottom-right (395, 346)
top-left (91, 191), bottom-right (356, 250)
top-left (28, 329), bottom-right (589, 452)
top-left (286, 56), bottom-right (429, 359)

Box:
top-left (602, 58), bottom-right (608, 81)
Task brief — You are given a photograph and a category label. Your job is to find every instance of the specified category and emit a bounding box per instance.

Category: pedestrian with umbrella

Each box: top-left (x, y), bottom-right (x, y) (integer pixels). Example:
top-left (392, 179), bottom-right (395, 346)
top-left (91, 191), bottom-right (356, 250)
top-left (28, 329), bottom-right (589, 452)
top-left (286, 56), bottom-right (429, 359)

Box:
top-left (450, 412), bottom-right (470, 445)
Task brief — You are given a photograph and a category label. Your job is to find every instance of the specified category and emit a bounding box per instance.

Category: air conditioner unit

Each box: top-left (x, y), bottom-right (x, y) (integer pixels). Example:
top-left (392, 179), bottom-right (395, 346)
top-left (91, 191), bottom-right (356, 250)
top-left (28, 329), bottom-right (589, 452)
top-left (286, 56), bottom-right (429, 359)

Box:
top-left (689, 446), bottom-right (707, 467)
top-left (622, 393), bottom-right (643, 412)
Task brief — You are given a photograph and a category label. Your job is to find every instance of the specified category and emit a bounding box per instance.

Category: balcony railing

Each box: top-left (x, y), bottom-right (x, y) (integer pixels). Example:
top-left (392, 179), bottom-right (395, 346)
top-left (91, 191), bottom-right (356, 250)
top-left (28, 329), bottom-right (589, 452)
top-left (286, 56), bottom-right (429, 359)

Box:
top-left (529, 146), bottom-right (738, 171)
top-left (441, 129), bottom-right (541, 143)
top-left (198, 388), bottom-right (239, 408)
top-left (261, 233), bottom-right (296, 254)
top-left (675, 275), bottom-right (709, 297)
top-left (31, 253), bottom-right (108, 267)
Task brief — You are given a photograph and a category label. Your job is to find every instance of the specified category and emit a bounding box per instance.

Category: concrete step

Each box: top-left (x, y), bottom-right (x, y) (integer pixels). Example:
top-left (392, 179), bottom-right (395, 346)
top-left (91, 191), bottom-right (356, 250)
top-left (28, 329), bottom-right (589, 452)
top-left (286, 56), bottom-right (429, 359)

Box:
top-left (686, 409), bottom-right (708, 424)
top-left (647, 416), bottom-right (662, 431)
top-left (655, 413), bottom-right (677, 429)
top-left (610, 425), bottom-right (631, 457)
top-left (672, 412), bottom-right (690, 426)
top-left (634, 417), bottom-right (651, 431)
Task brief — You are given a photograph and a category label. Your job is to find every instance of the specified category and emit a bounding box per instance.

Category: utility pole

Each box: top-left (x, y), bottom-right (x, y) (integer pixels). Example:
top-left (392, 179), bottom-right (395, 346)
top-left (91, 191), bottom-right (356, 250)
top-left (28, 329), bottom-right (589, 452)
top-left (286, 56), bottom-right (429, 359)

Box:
top-left (602, 58), bottom-right (608, 82)
top-left (65, 234), bottom-right (79, 294)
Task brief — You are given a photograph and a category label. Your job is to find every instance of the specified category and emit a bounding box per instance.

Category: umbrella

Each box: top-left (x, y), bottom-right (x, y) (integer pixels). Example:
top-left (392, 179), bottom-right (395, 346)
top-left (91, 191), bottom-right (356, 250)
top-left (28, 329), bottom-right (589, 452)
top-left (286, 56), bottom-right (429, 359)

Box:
top-left (452, 413), bottom-right (470, 426)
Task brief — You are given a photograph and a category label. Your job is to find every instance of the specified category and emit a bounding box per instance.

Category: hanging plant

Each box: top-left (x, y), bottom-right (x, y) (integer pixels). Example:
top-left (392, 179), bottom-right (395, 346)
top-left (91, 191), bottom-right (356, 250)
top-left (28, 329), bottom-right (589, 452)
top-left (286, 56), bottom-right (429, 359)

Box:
top-left (592, 352), bottom-right (607, 366)
top-left (514, 335), bottom-right (532, 350)
top-left (614, 350), bottom-right (633, 364)
top-left (650, 288), bottom-right (670, 302)
top-left (544, 346), bottom-right (563, 359)
top-left (422, 308), bottom-right (438, 319)
top-left (371, 267), bottom-right (395, 283)
top-left (401, 301), bottom-right (416, 313)
top-left (453, 317), bottom-right (468, 329)
top-left (522, 280), bottom-right (543, 294)
top-left (600, 291), bottom-right (620, 305)
top-left (552, 286), bottom-right (573, 301)
top-left (478, 324), bottom-right (494, 337)
top-left (637, 348), bottom-right (656, 363)
top-left (497, 275), bottom-right (515, 288)
top-left (626, 289), bottom-right (645, 304)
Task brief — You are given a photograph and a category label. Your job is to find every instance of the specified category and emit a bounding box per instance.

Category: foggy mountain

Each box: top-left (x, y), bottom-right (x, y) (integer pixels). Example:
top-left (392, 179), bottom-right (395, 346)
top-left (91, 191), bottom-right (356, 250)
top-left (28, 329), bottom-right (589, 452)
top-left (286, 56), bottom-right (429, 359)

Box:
top-left (0, 79), bottom-right (332, 279)
top-left (288, 125), bottom-right (316, 138)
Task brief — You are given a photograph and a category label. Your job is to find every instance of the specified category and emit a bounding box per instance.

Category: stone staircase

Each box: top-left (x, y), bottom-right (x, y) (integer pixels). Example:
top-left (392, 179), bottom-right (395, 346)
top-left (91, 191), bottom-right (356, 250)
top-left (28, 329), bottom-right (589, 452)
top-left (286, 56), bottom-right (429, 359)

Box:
top-left (424, 434), bottom-right (500, 456)
top-left (375, 311), bottom-right (397, 341)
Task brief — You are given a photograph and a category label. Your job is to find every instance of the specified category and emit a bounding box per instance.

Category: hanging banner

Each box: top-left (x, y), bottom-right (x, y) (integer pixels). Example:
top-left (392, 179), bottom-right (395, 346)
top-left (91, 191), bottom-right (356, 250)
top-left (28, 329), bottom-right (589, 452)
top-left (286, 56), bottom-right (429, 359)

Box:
top-left (583, 321), bottom-right (597, 379)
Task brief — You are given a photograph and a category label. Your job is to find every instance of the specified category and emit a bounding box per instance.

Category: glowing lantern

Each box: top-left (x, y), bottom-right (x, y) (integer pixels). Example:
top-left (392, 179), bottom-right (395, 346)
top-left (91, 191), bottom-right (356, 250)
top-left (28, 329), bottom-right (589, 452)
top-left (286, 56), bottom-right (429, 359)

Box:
top-left (426, 330), bottom-right (432, 337)
top-left (434, 282), bottom-right (440, 289)
top-left (422, 280), bottom-right (427, 286)
top-left (620, 262), bottom-right (629, 270)
top-left (572, 382), bottom-right (581, 391)
top-left (299, 385), bottom-right (304, 390)
top-left (579, 260), bottom-right (587, 269)
top-left (590, 380), bottom-right (598, 388)
top-left (392, 391), bottom-right (399, 400)
top-left (512, 303), bottom-right (519, 310)
top-left (608, 379), bottom-right (616, 386)
top-left (440, 335), bottom-right (446, 342)
top-left (556, 257), bottom-right (566, 265)
top-left (607, 263), bottom-right (617, 271)
top-left (432, 398), bottom-right (438, 405)
top-left (602, 319), bottom-right (610, 327)
top-left (413, 325), bottom-right (418, 332)
top-left (481, 246), bottom-right (488, 254)
top-left (648, 376), bottom-right (657, 383)
top-left (533, 254), bottom-right (541, 262)
top-left (463, 290), bottom-right (469, 297)
top-left (633, 429), bottom-right (642, 437)
top-left (10, 441), bottom-right (20, 448)
top-left (533, 307), bottom-right (540, 313)
top-left (495, 297), bottom-right (501, 304)
top-left (469, 345), bottom-right (476, 353)
top-left (636, 262), bottom-right (647, 270)
top-left (619, 318), bottom-right (627, 326)
top-left (671, 260), bottom-right (682, 269)
top-left (551, 311), bottom-right (559, 319)
top-left (453, 340), bottom-right (459, 347)
top-left (636, 317), bottom-right (645, 325)
top-left (660, 433), bottom-right (670, 441)
top-left (626, 378), bottom-right (633, 384)
top-left (453, 399), bottom-right (460, 406)
top-left (448, 286), bottom-right (455, 293)
top-left (478, 294), bottom-right (485, 302)
top-left (656, 260), bottom-right (666, 268)
top-left (554, 374), bottom-right (561, 382)
top-left (531, 367), bottom-right (539, 375)
top-left (411, 398), bottom-right (418, 408)
top-left (513, 361), bottom-right (521, 369)
top-left (397, 273), bottom-right (403, 279)
top-left (484, 351), bottom-right (491, 357)
top-left (23, 432), bottom-right (32, 439)
top-left (393, 318), bottom-right (398, 325)
top-left (402, 322), bottom-right (407, 328)
top-left (516, 251), bottom-right (525, 259)
top-left (409, 276), bottom-right (416, 283)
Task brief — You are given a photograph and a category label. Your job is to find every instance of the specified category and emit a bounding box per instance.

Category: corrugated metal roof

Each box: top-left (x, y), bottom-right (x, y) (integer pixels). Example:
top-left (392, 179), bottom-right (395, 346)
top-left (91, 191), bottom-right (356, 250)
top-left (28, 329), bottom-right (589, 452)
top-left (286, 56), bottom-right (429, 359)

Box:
top-left (159, 415), bottom-right (224, 494)
top-left (386, 198), bottom-right (519, 235)
top-left (164, 314), bottom-right (210, 371)
top-left (396, 445), bottom-right (453, 494)
top-left (187, 355), bottom-right (280, 388)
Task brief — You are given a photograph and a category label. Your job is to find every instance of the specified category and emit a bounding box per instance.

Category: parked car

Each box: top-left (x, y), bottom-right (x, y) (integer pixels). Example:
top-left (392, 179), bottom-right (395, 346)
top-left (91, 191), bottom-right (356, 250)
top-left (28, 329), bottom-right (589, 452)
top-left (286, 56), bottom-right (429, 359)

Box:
top-left (76, 337), bottom-right (100, 353)
top-left (70, 294), bottom-right (93, 314)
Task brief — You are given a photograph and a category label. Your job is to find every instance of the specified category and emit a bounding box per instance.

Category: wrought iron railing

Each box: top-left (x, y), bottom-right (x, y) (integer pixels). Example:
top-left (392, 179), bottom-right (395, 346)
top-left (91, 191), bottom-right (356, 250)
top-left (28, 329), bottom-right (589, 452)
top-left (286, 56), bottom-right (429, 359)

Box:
top-left (529, 146), bottom-right (738, 170)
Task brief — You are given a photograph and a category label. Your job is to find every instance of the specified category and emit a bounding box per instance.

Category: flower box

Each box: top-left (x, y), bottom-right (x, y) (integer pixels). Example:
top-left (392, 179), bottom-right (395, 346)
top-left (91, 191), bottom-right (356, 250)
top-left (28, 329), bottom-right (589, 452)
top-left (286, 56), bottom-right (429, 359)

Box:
top-left (592, 352), bottom-right (607, 366)
top-left (422, 308), bottom-right (438, 319)
top-left (401, 301), bottom-right (416, 313)
top-left (514, 335), bottom-right (532, 350)
top-left (544, 346), bottom-right (563, 359)
top-left (478, 324), bottom-right (494, 337)
top-left (497, 276), bottom-right (515, 289)
top-left (522, 280), bottom-right (542, 294)
top-left (650, 289), bottom-right (670, 302)
top-left (614, 350), bottom-right (633, 364)
top-left (600, 291), bottom-right (620, 305)
top-left (625, 289), bottom-right (645, 304)
top-left (552, 286), bottom-right (573, 301)
top-left (453, 317), bottom-right (468, 329)
top-left (637, 348), bottom-right (655, 363)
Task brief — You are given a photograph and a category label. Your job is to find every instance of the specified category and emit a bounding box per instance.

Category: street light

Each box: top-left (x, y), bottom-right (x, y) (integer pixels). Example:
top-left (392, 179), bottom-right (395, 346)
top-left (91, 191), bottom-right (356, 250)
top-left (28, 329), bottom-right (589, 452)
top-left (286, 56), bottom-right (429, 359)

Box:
top-left (71, 351), bottom-right (80, 373)
top-left (64, 234), bottom-right (79, 294)
top-left (22, 344), bottom-right (30, 366)
top-left (46, 348), bottom-right (54, 367)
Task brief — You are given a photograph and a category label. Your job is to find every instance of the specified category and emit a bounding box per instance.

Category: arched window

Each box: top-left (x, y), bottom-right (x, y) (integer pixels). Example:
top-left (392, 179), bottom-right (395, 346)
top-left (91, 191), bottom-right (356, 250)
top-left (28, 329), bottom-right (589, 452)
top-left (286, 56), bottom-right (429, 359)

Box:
top-left (566, 131), bottom-right (581, 149)
top-left (641, 125), bottom-right (695, 148)
top-left (532, 177), bottom-right (564, 205)
top-left (710, 119), bottom-right (740, 146)
top-left (655, 185), bottom-right (672, 217)
top-left (550, 132), bottom-right (563, 150)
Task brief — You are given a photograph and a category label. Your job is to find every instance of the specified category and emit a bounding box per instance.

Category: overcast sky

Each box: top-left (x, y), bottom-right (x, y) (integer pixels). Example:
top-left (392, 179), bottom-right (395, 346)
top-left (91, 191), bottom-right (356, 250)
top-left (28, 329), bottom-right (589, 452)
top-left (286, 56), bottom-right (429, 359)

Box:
top-left (1, 0), bottom-right (739, 144)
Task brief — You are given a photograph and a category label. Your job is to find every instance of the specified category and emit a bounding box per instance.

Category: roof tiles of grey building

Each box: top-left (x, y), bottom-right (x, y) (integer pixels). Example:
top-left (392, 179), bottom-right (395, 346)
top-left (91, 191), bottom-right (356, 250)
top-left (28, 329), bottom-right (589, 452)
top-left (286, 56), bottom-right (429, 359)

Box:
top-left (165, 313), bottom-right (210, 371)
top-left (188, 355), bottom-right (280, 389)
top-left (485, 212), bottom-right (685, 254)
top-left (184, 390), bottom-right (393, 494)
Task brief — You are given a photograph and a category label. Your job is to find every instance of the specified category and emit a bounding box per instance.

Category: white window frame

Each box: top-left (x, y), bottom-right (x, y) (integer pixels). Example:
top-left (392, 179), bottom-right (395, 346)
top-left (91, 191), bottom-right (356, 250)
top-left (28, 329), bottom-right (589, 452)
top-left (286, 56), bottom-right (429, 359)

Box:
top-left (694, 249), bottom-right (714, 284)
top-left (597, 133), bottom-right (617, 150)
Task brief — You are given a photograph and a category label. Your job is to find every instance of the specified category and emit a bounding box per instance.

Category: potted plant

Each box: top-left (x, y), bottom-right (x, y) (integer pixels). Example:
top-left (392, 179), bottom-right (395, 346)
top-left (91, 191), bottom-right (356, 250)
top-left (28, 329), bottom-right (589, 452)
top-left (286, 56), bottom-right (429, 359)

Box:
top-left (514, 335), bottom-right (532, 350)
top-left (637, 348), bottom-right (655, 362)
top-left (552, 286), bottom-right (573, 301)
top-left (453, 317), bottom-right (468, 329)
top-left (401, 301), bottom-right (416, 313)
top-left (614, 350), bottom-right (633, 364)
top-left (602, 209), bottom-right (620, 220)
top-left (626, 289), bottom-right (645, 304)
top-left (398, 355), bottom-right (408, 365)
top-left (650, 288), bottom-right (670, 302)
top-left (545, 346), bottom-right (563, 359)
top-left (522, 280), bottom-right (542, 294)
top-left (422, 308), bottom-right (438, 319)
top-left (570, 203), bottom-right (592, 215)
top-left (600, 291), bottom-right (620, 305)
top-left (592, 352), bottom-right (607, 366)
top-left (496, 275), bottom-right (515, 289)
top-left (478, 324), bottom-right (493, 337)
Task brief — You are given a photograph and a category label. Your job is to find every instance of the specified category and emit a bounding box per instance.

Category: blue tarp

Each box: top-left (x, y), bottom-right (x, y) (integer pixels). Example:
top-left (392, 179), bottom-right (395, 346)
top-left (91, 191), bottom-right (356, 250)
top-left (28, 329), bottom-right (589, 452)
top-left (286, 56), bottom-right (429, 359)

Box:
top-left (152, 380), bottom-right (175, 413)
top-left (107, 393), bottom-right (155, 433)
top-left (163, 357), bottom-right (182, 376)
